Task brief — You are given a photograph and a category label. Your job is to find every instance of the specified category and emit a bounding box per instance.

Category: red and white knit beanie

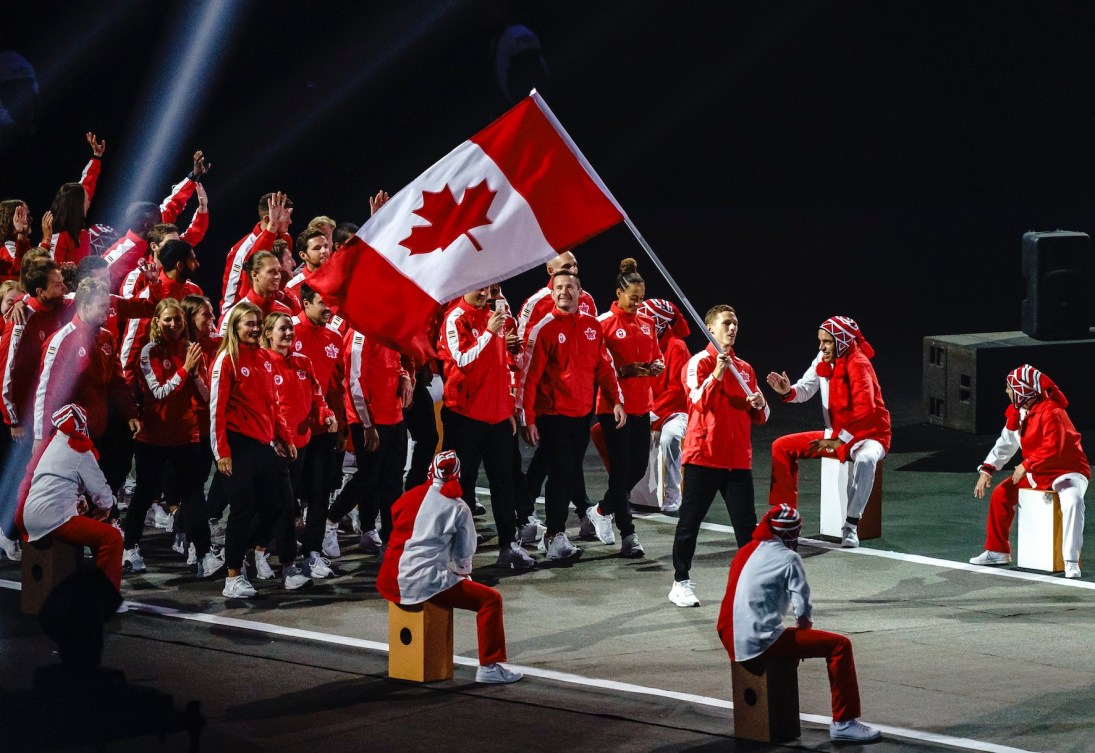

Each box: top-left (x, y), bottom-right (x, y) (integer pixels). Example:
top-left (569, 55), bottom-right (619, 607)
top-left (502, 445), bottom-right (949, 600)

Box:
top-left (820, 315), bottom-right (875, 359)
top-left (767, 504), bottom-right (802, 541)
top-left (428, 450), bottom-right (463, 498)
top-left (1006, 364), bottom-right (1068, 410)
top-left (639, 298), bottom-right (691, 339)
top-left (752, 503), bottom-right (802, 543)
top-left (52, 403), bottom-right (97, 456)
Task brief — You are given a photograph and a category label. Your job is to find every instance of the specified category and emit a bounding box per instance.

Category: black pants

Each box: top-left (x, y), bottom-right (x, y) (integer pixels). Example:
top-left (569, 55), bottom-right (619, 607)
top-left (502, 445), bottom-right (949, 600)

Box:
top-left (671, 465), bottom-right (757, 581)
top-left (510, 433), bottom-right (533, 521)
top-left (300, 432), bottom-right (337, 554)
top-left (403, 370), bottom-right (438, 491)
top-left (221, 432), bottom-right (285, 571)
top-left (441, 408), bottom-right (518, 547)
top-left (526, 425), bottom-right (591, 514)
top-left (267, 453), bottom-right (303, 565)
top-left (328, 422), bottom-right (407, 542)
top-left (538, 414), bottom-right (592, 536)
top-left (96, 410), bottom-right (134, 493)
top-left (596, 412), bottom-right (650, 539)
top-left (124, 442), bottom-right (210, 557)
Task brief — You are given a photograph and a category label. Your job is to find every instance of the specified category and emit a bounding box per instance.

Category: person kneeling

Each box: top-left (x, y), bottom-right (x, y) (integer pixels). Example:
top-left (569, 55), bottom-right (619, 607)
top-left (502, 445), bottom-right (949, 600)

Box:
top-left (15, 404), bottom-right (123, 593)
top-left (717, 505), bottom-right (881, 743)
top-left (377, 450), bottom-right (522, 684)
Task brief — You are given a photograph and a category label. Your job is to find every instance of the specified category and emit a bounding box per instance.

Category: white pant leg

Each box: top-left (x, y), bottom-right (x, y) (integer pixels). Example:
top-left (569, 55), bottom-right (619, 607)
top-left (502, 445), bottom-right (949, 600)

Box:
top-left (629, 421), bottom-right (661, 509)
top-left (658, 413), bottom-right (687, 511)
top-left (845, 439), bottom-right (886, 520)
top-left (1052, 474), bottom-right (1087, 562)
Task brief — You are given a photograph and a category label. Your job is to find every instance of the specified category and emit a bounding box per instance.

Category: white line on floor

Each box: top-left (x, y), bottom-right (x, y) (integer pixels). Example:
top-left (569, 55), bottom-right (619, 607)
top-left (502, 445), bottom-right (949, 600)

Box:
top-left (0, 576), bottom-right (1036, 753)
top-left (498, 489), bottom-right (1092, 590)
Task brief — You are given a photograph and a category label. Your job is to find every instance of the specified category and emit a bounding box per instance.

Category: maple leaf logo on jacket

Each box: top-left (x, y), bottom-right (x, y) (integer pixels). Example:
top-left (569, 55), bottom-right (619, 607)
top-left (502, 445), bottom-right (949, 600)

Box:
top-left (401, 181), bottom-right (496, 255)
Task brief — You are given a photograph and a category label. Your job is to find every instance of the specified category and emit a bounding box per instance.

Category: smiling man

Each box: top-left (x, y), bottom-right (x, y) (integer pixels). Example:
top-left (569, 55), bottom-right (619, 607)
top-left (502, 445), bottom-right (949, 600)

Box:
top-left (765, 316), bottom-right (890, 548)
top-left (668, 304), bottom-right (767, 608)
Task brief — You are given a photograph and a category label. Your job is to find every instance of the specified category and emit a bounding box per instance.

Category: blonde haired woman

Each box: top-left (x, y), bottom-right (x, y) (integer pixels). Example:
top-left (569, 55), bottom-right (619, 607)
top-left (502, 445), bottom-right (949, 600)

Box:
top-left (210, 302), bottom-right (303, 597)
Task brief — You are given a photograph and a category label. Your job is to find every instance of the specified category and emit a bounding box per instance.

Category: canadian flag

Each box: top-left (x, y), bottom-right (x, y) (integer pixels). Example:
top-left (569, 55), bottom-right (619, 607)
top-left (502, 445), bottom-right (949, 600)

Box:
top-left (309, 92), bottom-right (625, 360)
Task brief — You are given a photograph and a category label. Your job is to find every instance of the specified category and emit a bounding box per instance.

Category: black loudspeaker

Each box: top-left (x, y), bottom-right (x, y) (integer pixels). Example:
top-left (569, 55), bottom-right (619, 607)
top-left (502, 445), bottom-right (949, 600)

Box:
top-left (1021, 230), bottom-right (1093, 340)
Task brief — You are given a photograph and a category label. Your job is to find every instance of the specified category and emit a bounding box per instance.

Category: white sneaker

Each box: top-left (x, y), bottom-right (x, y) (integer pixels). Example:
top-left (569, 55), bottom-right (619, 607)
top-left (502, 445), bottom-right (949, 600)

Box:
top-left (322, 521), bottom-right (341, 558)
top-left (619, 533), bottom-right (645, 558)
top-left (518, 515), bottom-right (545, 545)
top-left (661, 499), bottom-right (681, 513)
top-left (668, 579), bottom-right (700, 607)
top-left (186, 543), bottom-right (198, 565)
top-left (0, 531), bottom-right (22, 562)
top-left (172, 533), bottom-right (187, 556)
top-left (586, 504), bottom-right (615, 545)
top-left (348, 508), bottom-right (362, 534)
top-left (840, 524), bottom-right (859, 548)
top-left (122, 546), bottom-right (146, 574)
top-left (969, 550), bottom-right (1011, 566)
top-left (359, 529), bottom-right (382, 554)
top-left (577, 515), bottom-right (597, 541)
top-left (283, 564), bottom-right (312, 590)
top-left (254, 550), bottom-right (275, 580)
top-left (154, 507), bottom-right (175, 531)
top-left (208, 519), bottom-right (226, 546)
top-left (545, 532), bottom-right (581, 561)
top-left (197, 550), bottom-right (225, 578)
top-left (1064, 561), bottom-right (1082, 579)
top-left (304, 551), bottom-right (333, 579)
top-left (145, 502), bottom-right (165, 528)
top-left (475, 663), bottom-right (523, 684)
top-left (830, 719), bottom-right (882, 742)
top-left (496, 541), bottom-right (537, 570)
top-left (222, 574), bottom-right (257, 598)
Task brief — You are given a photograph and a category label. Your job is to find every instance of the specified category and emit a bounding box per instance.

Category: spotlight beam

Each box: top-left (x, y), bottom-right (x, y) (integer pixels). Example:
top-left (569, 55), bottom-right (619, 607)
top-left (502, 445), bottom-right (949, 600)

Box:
top-left (100, 0), bottom-right (243, 225)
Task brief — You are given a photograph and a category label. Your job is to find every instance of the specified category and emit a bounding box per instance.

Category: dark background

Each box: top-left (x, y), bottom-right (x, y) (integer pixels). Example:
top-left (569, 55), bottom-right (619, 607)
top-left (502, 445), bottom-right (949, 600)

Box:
top-left (5, 0), bottom-right (1095, 424)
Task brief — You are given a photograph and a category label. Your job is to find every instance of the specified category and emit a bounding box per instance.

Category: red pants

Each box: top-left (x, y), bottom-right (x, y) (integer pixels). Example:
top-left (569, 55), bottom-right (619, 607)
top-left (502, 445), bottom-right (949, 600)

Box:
top-left (763, 626), bottom-right (861, 722)
top-left (428, 578), bottom-right (507, 665)
top-left (985, 476), bottom-right (1031, 554)
top-left (769, 431), bottom-right (827, 508)
top-left (51, 516), bottom-right (123, 592)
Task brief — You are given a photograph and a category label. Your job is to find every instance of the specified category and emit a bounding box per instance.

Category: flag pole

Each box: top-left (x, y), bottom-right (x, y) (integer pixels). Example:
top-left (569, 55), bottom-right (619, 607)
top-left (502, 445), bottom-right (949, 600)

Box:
top-left (622, 217), bottom-right (757, 397)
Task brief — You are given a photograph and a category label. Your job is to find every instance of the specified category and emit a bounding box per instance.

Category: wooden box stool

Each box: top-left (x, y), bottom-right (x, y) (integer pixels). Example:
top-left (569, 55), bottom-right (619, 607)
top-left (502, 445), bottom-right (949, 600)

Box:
top-left (730, 657), bottom-right (801, 743)
top-left (21, 537), bottom-right (84, 615)
top-left (819, 456), bottom-right (883, 541)
top-left (1017, 489), bottom-right (1064, 573)
top-left (388, 601), bottom-right (453, 682)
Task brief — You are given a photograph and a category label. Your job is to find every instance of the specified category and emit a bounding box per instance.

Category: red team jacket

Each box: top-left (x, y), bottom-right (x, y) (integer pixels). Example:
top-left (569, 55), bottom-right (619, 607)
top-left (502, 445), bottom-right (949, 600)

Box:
top-left (519, 309), bottom-right (623, 426)
top-left (136, 338), bottom-right (209, 446)
top-left (102, 176), bottom-right (209, 293)
top-left (438, 299), bottom-right (514, 425)
top-left (291, 315), bottom-right (346, 431)
top-left (119, 272), bottom-right (203, 384)
top-left (270, 350), bottom-right (334, 448)
top-left (221, 224), bottom-right (293, 310)
top-left (650, 332), bottom-right (690, 428)
top-left (344, 329), bottom-right (408, 428)
top-left (681, 343), bottom-right (768, 470)
top-left (209, 345), bottom-right (293, 460)
top-left (825, 346), bottom-right (892, 461)
top-left (1015, 398), bottom-right (1090, 488)
top-left (595, 302), bottom-right (661, 415)
top-left (34, 313), bottom-right (136, 441)
top-left (47, 157), bottom-right (100, 265)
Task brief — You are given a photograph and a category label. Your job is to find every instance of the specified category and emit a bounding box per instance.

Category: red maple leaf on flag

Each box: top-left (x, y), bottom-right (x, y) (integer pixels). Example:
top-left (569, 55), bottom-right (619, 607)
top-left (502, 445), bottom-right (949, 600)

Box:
top-left (400, 181), bottom-right (497, 256)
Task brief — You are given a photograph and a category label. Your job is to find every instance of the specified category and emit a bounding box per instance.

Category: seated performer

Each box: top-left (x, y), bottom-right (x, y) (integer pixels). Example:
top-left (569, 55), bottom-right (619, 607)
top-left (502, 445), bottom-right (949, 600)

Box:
top-left (766, 316), bottom-right (890, 548)
top-left (15, 404), bottom-right (122, 593)
top-left (717, 505), bottom-right (882, 743)
top-left (377, 450), bottom-right (523, 684)
top-left (970, 365), bottom-right (1087, 578)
